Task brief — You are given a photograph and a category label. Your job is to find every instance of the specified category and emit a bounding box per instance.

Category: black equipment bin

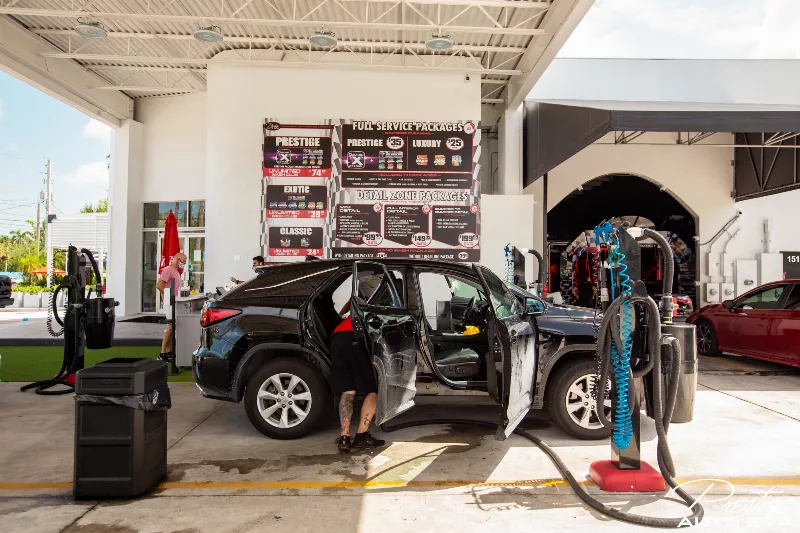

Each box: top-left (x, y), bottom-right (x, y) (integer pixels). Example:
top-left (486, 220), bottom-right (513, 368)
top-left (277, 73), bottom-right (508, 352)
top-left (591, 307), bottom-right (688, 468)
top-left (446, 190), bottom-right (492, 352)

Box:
top-left (74, 358), bottom-right (170, 499)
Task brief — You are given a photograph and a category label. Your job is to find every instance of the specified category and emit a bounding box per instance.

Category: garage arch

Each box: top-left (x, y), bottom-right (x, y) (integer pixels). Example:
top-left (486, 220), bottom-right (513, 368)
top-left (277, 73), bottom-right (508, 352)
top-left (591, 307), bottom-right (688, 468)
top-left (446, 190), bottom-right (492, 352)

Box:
top-left (546, 173), bottom-right (699, 304)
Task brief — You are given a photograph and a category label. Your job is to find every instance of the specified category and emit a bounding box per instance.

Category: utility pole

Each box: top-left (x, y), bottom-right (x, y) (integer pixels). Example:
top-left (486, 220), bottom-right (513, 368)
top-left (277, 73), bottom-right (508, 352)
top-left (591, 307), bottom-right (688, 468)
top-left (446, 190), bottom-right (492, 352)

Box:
top-left (45, 159), bottom-right (53, 288)
top-left (35, 199), bottom-right (41, 254)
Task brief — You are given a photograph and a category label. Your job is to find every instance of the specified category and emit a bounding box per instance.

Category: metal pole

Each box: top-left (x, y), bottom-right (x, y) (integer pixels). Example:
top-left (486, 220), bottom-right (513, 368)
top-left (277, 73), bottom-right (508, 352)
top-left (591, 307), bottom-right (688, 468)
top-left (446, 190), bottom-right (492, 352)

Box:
top-left (542, 172), bottom-right (548, 292)
top-left (35, 200), bottom-right (41, 254)
top-left (45, 160), bottom-right (53, 288)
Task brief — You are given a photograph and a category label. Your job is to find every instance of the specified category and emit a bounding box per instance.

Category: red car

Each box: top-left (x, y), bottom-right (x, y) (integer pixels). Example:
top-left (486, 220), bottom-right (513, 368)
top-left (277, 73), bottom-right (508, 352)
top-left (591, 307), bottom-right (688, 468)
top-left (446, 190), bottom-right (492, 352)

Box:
top-left (687, 280), bottom-right (800, 368)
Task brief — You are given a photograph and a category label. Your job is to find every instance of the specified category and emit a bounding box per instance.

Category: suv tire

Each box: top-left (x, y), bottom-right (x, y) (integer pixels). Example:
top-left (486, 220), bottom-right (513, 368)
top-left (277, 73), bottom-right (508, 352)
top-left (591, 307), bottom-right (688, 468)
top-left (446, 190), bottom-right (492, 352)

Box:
top-left (244, 357), bottom-right (327, 440)
top-left (694, 320), bottom-right (720, 357)
top-left (547, 359), bottom-right (612, 440)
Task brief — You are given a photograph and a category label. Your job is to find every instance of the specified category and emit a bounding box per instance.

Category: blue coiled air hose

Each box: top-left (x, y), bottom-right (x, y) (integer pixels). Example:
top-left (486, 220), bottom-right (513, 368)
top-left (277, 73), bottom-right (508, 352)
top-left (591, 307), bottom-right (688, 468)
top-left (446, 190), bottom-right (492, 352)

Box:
top-left (613, 247), bottom-right (635, 450)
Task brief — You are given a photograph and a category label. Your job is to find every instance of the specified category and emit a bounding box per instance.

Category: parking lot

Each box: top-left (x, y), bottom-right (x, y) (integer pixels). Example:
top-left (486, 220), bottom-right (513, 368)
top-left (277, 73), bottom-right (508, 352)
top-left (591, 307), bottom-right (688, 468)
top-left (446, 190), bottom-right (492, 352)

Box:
top-left (1, 354), bottom-right (799, 533)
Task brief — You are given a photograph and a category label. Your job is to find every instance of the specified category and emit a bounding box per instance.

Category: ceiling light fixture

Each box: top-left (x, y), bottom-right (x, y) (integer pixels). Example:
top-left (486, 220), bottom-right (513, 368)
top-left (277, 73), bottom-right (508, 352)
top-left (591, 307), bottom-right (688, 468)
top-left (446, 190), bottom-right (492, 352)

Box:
top-left (426, 34), bottom-right (454, 51)
top-left (309, 29), bottom-right (338, 48)
top-left (74, 19), bottom-right (107, 39)
top-left (193, 25), bottom-right (224, 43)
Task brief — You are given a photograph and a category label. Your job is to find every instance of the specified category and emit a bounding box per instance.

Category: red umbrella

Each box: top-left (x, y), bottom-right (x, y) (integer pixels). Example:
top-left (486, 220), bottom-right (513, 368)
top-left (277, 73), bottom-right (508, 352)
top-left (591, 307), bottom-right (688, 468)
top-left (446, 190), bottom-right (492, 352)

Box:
top-left (159, 210), bottom-right (183, 275)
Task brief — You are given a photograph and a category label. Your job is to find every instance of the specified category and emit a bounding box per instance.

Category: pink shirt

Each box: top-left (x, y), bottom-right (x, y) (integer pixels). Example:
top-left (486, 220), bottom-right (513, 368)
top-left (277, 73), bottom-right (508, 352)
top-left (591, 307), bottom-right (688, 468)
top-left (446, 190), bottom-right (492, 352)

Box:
top-left (159, 265), bottom-right (183, 292)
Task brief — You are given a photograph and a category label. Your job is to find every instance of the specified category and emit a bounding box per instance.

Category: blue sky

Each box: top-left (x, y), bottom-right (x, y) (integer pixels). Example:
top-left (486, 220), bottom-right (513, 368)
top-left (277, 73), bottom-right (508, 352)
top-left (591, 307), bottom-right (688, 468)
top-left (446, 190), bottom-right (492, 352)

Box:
top-left (1, 0), bottom-right (799, 237)
top-left (0, 70), bottom-right (110, 236)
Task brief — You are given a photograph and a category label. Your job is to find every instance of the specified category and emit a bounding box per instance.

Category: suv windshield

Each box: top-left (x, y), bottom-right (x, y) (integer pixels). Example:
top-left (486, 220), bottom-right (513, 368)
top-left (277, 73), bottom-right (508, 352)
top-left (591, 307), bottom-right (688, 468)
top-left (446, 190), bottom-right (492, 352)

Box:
top-left (476, 265), bottom-right (523, 319)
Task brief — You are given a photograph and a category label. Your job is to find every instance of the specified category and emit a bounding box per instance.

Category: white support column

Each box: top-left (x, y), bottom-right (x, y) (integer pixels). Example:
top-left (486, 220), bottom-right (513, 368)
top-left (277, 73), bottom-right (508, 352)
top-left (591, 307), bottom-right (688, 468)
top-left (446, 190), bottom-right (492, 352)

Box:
top-left (496, 103), bottom-right (524, 195)
top-left (107, 120), bottom-right (144, 317)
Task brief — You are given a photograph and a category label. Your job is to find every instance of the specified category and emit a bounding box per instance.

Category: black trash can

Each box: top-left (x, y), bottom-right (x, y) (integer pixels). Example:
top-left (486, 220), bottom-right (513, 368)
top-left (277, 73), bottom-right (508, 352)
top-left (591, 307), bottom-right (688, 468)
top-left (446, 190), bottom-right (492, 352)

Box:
top-left (74, 358), bottom-right (170, 499)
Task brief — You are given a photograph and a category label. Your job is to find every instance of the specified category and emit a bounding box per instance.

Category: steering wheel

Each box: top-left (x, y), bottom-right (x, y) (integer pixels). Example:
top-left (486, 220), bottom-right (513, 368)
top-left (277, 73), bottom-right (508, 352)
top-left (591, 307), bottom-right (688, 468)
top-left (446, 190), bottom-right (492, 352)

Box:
top-left (462, 296), bottom-right (482, 324)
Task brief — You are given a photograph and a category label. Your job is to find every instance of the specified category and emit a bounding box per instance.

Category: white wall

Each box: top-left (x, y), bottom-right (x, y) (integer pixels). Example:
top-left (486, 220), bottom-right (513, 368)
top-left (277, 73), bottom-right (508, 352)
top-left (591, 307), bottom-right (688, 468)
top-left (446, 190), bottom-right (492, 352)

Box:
top-left (107, 120), bottom-right (144, 316)
top-left (497, 104), bottom-right (524, 194)
top-left (728, 189), bottom-right (800, 271)
top-left (136, 93), bottom-right (206, 202)
top-left (480, 195), bottom-right (536, 285)
top-left (204, 56), bottom-right (481, 289)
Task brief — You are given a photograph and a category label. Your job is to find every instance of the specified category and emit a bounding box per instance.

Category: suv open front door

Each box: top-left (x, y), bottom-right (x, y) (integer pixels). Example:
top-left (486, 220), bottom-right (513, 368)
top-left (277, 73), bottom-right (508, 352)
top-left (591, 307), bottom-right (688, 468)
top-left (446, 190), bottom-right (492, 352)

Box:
top-left (351, 261), bottom-right (418, 425)
top-left (475, 265), bottom-right (538, 440)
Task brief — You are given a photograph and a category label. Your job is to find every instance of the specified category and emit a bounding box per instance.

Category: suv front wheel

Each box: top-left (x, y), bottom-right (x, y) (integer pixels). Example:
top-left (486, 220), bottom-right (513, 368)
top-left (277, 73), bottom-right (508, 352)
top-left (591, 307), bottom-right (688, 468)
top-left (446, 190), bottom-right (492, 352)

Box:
top-left (547, 359), bottom-right (612, 440)
top-left (244, 357), bottom-right (327, 440)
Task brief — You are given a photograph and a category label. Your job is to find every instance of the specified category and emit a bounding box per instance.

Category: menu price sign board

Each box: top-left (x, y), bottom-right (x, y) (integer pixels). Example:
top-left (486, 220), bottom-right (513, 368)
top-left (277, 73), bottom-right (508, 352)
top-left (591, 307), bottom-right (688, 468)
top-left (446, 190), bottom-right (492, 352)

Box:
top-left (263, 122), bottom-right (333, 178)
top-left (266, 185), bottom-right (328, 218)
top-left (340, 121), bottom-right (475, 190)
top-left (268, 226), bottom-right (324, 257)
top-left (341, 121), bottom-right (475, 172)
top-left (432, 205), bottom-right (480, 248)
top-left (335, 204), bottom-right (382, 245)
top-left (384, 205), bottom-right (430, 246)
top-left (332, 119), bottom-right (480, 262)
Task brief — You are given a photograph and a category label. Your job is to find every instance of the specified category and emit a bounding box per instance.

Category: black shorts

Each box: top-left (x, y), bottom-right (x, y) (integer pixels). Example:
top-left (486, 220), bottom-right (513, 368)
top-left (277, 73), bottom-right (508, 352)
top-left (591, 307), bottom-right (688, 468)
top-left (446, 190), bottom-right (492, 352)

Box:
top-left (330, 331), bottom-right (378, 396)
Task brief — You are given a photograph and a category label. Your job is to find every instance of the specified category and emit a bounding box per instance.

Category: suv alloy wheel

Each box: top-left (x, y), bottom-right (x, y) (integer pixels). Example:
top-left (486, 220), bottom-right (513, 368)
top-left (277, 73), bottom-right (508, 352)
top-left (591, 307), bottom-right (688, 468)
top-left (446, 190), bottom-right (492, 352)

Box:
top-left (547, 359), bottom-right (612, 440)
top-left (244, 357), bottom-right (328, 439)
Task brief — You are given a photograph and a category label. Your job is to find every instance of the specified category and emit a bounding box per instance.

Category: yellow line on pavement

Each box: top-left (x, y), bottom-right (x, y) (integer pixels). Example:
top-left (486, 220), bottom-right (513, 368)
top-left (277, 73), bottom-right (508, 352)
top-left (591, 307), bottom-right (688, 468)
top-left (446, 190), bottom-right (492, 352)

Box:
top-left (3, 477), bottom-right (800, 492)
top-left (0, 482), bottom-right (72, 490)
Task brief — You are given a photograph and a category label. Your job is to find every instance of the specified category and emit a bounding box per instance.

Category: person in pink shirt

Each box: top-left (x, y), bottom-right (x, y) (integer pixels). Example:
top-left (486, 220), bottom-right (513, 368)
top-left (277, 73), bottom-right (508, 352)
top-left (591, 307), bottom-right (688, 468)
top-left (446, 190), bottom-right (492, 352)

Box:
top-left (156, 252), bottom-right (186, 362)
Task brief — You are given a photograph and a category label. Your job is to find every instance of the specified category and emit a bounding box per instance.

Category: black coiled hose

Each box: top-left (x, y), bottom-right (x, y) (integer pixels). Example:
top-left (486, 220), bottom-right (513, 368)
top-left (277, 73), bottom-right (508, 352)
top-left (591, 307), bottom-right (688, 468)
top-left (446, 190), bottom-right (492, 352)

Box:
top-left (45, 285), bottom-right (66, 337)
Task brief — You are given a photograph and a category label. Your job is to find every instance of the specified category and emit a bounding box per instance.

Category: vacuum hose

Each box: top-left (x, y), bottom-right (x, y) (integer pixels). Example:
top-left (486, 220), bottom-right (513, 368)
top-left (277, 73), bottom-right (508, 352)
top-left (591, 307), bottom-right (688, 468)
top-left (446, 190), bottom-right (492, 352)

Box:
top-left (81, 248), bottom-right (103, 297)
top-left (641, 229), bottom-right (675, 321)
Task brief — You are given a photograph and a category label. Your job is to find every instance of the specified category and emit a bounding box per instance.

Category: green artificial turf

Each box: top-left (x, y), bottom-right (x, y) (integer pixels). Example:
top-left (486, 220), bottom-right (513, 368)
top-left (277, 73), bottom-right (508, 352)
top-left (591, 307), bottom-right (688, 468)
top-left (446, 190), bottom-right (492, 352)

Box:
top-left (0, 346), bottom-right (194, 382)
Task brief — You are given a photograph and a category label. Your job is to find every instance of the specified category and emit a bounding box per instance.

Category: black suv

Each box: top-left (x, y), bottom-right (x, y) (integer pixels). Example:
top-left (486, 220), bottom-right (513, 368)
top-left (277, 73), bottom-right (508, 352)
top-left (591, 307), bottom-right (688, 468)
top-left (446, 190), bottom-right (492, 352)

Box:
top-left (194, 259), bottom-right (606, 441)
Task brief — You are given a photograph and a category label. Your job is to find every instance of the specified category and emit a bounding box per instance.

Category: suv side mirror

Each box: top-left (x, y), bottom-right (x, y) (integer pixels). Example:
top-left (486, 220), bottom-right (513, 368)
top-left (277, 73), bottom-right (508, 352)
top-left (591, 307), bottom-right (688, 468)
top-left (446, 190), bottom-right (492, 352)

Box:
top-left (722, 299), bottom-right (735, 310)
top-left (525, 297), bottom-right (545, 317)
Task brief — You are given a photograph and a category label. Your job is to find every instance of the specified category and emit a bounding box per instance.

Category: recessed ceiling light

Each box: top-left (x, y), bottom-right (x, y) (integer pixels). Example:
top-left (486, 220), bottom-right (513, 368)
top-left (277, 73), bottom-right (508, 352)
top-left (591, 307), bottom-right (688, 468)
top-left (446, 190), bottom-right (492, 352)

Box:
top-left (426, 35), bottom-right (453, 51)
top-left (193, 26), bottom-right (224, 43)
top-left (74, 20), bottom-right (107, 39)
top-left (309, 30), bottom-right (338, 48)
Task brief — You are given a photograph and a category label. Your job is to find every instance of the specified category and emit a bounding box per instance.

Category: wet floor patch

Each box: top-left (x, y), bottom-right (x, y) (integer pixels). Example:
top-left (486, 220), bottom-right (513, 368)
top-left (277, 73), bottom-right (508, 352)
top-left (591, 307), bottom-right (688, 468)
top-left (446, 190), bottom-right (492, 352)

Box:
top-left (167, 450), bottom-right (380, 482)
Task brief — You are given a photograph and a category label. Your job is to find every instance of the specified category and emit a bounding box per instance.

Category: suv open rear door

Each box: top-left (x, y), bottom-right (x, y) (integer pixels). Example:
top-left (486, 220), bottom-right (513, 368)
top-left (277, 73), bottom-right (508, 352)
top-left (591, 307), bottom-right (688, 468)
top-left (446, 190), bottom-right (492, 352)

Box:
top-left (351, 261), bottom-right (418, 425)
top-left (475, 265), bottom-right (538, 440)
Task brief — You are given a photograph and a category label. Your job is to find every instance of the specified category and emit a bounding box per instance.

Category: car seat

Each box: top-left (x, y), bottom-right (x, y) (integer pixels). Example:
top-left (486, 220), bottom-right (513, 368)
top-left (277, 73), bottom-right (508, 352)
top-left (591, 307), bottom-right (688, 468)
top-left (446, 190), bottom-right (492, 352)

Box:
top-left (434, 347), bottom-right (481, 379)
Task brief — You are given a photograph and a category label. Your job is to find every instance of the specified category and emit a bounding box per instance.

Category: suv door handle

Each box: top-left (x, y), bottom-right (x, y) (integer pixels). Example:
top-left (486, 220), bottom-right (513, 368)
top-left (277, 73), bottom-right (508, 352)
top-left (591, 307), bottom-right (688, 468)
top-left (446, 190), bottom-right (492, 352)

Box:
top-left (366, 315), bottom-right (383, 329)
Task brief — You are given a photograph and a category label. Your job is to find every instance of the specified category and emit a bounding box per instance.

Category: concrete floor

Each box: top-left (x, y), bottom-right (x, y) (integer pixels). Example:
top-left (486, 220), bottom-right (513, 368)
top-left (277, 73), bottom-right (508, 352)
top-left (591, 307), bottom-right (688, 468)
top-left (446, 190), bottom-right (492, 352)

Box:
top-left (1, 355), bottom-right (799, 533)
top-left (0, 314), bottom-right (163, 344)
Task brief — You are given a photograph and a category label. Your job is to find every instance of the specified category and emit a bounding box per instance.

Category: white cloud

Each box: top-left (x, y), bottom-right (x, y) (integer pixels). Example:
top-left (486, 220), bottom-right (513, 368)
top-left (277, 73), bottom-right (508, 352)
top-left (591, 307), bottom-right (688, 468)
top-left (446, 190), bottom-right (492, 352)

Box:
top-left (58, 162), bottom-right (109, 189)
top-left (559, 0), bottom-right (800, 59)
top-left (82, 118), bottom-right (111, 142)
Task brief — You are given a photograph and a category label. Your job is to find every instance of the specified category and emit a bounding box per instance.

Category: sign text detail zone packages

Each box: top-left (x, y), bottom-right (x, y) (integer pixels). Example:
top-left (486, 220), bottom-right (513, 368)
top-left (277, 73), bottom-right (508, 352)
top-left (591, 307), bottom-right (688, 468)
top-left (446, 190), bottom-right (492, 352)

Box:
top-left (332, 120), bottom-right (480, 261)
top-left (262, 121), bottom-right (333, 259)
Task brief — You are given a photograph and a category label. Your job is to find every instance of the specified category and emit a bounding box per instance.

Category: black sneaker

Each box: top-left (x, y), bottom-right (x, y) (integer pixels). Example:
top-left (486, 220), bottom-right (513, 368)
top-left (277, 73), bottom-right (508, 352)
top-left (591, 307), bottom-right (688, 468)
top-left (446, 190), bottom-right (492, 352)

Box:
top-left (157, 352), bottom-right (172, 363)
top-left (352, 432), bottom-right (386, 448)
top-left (338, 435), bottom-right (352, 453)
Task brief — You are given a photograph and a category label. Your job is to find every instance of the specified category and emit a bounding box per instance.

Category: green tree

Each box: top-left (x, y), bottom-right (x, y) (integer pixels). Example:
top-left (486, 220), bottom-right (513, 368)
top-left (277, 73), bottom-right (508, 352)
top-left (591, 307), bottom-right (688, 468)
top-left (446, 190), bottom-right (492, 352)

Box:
top-left (81, 198), bottom-right (108, 213)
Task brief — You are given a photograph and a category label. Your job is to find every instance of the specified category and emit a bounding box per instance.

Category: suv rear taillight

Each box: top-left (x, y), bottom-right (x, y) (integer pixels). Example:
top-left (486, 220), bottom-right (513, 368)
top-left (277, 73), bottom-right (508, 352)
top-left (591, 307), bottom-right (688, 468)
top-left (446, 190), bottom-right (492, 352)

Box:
top-left (201, 306), bottom-right (241, 327)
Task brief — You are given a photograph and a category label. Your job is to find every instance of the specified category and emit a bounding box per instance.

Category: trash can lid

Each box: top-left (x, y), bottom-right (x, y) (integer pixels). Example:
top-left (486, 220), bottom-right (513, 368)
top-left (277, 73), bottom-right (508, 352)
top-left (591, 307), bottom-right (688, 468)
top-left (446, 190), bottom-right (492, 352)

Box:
top-left (94, 357), bottom-right (151, 367)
